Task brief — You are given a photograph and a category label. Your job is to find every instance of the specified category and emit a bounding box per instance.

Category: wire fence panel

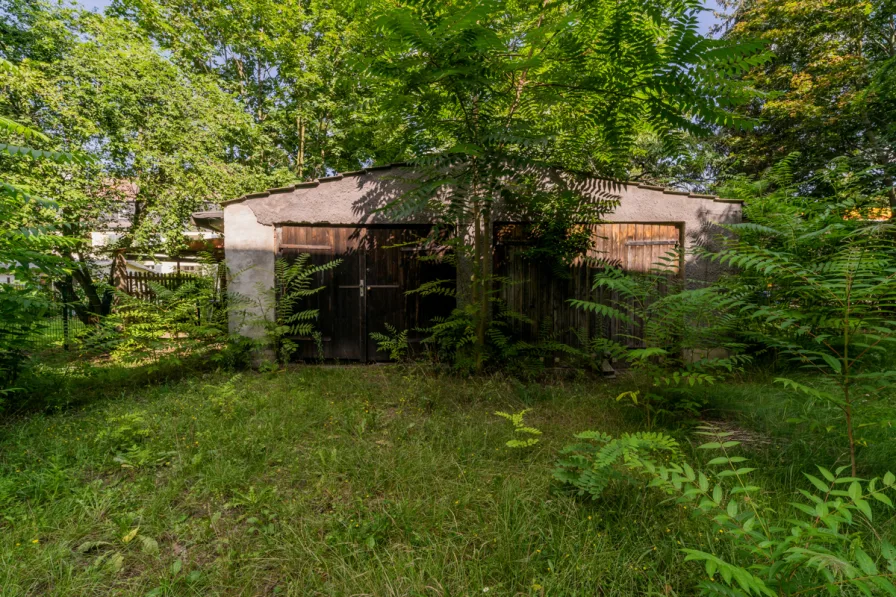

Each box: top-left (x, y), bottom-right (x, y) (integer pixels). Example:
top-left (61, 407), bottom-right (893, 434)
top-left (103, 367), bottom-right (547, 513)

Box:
top-left (1, 271), bottom-right (205, 352)
top-left (0, 306), bottom-right (84, 351)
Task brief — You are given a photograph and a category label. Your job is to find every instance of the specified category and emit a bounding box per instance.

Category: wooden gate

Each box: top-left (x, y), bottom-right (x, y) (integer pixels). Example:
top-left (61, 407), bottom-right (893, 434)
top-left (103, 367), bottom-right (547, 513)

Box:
top-left (494, 222), bottom-right (683, 347)
top-left (278, 225), bottom-right (454, 361)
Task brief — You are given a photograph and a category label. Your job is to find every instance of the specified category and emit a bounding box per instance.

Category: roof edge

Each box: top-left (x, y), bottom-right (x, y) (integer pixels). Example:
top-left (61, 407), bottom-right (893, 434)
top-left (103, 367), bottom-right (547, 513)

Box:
top-left (219, 163), bottom-right (744, 206)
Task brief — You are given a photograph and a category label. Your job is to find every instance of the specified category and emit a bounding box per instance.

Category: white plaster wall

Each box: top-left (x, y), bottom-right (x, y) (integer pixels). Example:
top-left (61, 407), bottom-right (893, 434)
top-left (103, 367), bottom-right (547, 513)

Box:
top-left (224, 203), bottom-right (276, 340)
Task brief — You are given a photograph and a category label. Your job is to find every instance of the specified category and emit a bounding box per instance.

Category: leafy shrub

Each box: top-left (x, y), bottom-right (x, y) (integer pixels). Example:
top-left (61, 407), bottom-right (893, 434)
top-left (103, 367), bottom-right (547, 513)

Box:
top-left (0, 285), bottom-right (52, 397)
top-left (711, 162), bottom-right (896, 474)
top-left (94, 412), bottom-right (152, 453)
top-left (93, 257), bottom-right (233, 367)
top-left (262, 254), bottom-right (341, 363)
top-left (370, 324), bottom-right (410, 361)
top-left (205, 373), bottom-right (245, 418)
top-left (493, 409), bottom-right (542, 448)
top-left (557, 426), bottom-right (896, 596)
top-left (552, 430), bottom-right (681, 498)
top-left (416, 285), bottom-right (579, 376)
top-left (573, 264), bottom-right (748, 426)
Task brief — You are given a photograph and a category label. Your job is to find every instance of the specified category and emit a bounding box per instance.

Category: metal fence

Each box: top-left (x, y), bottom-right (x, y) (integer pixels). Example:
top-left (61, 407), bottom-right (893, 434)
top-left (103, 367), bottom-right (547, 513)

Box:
top-left (0, 306), bottom-right (86, 351)
top-left (0, 270), bottom-right (210, 352)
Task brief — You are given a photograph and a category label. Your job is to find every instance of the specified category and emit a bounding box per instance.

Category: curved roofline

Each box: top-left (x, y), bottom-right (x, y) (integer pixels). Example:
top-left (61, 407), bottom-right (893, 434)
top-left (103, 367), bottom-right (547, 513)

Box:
top-left (220, 162), bottom-right (743, 206)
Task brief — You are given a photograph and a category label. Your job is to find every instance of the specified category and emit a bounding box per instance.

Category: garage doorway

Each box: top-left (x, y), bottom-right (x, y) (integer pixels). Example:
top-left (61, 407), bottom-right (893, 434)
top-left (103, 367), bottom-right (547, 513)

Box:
top-left (278, 225), bottom-right (454, 361)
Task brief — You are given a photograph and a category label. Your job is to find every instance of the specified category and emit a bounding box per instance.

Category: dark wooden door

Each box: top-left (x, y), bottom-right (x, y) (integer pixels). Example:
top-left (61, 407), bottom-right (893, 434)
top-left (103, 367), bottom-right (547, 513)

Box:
top-left (364, 228), bottom-right (405, 359)
top-left (279, 226), bottom-right (366, 360)
top-left (279, 225), bottom-right (454, 361)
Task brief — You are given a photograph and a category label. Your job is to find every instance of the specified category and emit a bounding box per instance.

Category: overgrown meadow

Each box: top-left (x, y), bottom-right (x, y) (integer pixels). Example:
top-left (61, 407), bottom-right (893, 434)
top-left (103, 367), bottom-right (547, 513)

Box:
top-left (1, 362), bottom-right (894, 596)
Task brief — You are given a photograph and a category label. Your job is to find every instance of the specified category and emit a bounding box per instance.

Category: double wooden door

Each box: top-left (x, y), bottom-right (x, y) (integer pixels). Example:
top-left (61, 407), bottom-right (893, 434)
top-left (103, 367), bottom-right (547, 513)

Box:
top-left (278, 225), bottom-right (454, 361)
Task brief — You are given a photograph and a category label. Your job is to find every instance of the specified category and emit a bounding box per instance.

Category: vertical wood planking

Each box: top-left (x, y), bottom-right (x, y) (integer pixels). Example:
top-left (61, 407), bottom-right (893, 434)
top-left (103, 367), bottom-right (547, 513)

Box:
top-left (278, 225), bottom-right (456, 362)
top-left (495, 222), bottom-right (681, 348)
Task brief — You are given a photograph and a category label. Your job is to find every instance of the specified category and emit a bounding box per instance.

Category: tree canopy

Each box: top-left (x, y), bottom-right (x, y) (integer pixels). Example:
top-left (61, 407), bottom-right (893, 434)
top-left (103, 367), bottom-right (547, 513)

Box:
top-left (718, 0), bottom-right (896, 205)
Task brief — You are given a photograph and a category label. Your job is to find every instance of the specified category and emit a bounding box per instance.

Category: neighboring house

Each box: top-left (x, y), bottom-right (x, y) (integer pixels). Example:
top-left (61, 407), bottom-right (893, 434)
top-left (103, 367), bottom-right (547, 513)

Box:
top-left (193, 164), bottom-right (743, 361)
top-left (1, 181), bottom-right (222, 290)
top-left (90, 181), bottom-right (222, 275)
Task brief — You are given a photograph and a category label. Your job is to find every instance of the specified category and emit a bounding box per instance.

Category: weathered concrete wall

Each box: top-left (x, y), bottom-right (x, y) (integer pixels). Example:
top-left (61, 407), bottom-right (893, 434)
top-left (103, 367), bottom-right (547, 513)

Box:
top-left (223, 168), bottom-right (741, 281)
top-left (226, 169), bottom-right (431, 226)
top-left (221, 166), bottom-right (742, 339)
top-left (224, 203), bottom-right (276, 340)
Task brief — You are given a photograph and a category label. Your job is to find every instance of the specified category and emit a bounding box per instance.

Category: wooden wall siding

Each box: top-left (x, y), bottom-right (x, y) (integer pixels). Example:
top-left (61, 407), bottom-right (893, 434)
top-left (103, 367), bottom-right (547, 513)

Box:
top-left (278, 225), bottom-right (454, 361)
top-left (494, 222), bottom-right (682, 348)
top-left (279, 223), bottom-right (680, 360)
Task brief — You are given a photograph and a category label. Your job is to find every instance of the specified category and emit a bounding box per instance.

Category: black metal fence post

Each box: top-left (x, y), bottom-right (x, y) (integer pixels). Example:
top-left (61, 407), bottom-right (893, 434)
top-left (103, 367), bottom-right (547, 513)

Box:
top-left (62, 303), bottom-right (70, 351)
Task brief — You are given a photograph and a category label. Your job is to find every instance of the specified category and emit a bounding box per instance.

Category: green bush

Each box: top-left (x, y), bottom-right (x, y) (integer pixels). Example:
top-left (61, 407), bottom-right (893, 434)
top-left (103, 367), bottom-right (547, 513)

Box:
top-left (573, 264), bottom-right (748, 426)
top-left (555, 425), bottom-right (896, 596)
top-left (712, 159), bottom-right (896, 474)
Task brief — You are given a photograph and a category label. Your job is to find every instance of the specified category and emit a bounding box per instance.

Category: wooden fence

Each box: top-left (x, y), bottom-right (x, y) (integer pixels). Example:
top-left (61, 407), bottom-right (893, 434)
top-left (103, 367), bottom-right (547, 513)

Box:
top-left (123, 271), bottom-right (198, 300)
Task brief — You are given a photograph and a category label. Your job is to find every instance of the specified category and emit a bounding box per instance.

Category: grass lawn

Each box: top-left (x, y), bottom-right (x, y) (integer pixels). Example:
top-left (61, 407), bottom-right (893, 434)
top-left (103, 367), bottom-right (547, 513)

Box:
top-left (0, 365), bottom-right (893, 596)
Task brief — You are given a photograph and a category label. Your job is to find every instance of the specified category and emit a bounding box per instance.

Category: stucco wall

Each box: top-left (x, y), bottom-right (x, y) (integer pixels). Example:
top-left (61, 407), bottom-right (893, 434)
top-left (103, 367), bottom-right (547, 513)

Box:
top-left (224, 203), bottom-right (276, 340)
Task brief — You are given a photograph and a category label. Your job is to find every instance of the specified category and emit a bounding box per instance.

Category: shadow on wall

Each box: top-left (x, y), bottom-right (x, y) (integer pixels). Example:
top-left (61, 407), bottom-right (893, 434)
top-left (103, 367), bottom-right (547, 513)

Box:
top-left (687, 204), bottom-right (737, 283)
top-left (351, 170), bottom-right (437, 224)
top-left (351, 167), bottom-right (626, 224)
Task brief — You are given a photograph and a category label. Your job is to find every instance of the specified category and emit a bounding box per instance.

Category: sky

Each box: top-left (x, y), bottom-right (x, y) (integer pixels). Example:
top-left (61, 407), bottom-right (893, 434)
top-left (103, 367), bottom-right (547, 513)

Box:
top-left (77, 0), bottom-right (724, 36)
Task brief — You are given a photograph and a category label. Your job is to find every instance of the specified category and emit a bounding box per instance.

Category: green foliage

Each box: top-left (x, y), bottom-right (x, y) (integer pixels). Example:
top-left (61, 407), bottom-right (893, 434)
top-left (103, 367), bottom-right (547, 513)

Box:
top-left (493, 409), bottom-right (541, 449)
top-left (261, 255), bottom-right (342, 364)
top-left (623, 426), bottom-right (896, 597)
top-left (102, 265), bottom-right (230, 366)
top-left (0, 4), bottom-right (276, 324)
top-left (573, 263), bottom-right (748, 427)
top-left (111, 0), bottom-right (402, 179)
top-left (718, 0), bottom-right (896, 201)
top-left (369, 324), bottom-right (411, 362)
top-left (553, 430), bottom-right (681, 499)
top-left (94, 411), bottom-right (152, 453)
top-left (418, 290), bottom-right (568, 377)
top-left (709, 168), bottom-right (896, 474)
top-left (515, 181), bottom-right (608, 278)
top-left (368, 0), bottom-right (765, 367)
top-left (0, 56), bottom-right (82, 393)
top-left (1, 365), bottom-right (894, 594)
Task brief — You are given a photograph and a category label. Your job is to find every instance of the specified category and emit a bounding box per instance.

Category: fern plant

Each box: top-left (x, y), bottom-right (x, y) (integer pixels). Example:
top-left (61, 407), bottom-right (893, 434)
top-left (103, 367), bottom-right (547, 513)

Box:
top-left (623, 426), bottom-right (896, 597)
top-left (553, 430), bottom-right (682, 498)
top-left (416, 282), bottom-right (572, 377)
top-left (572, 261), bottom-right (748, 427)
top-left (106, 274), bottom-right (229, 365)
top-left (370, 324), bottom-right (411, 361)
top-left (710, 163), bottom-right (896, 475)
top-left (262, 255), bottom-right (342, 364)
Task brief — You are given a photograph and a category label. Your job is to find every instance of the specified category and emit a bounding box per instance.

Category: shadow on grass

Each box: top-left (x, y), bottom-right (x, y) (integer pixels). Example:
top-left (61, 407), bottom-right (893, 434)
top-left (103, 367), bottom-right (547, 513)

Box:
top-left (4, 350), bottom-right (242, 417)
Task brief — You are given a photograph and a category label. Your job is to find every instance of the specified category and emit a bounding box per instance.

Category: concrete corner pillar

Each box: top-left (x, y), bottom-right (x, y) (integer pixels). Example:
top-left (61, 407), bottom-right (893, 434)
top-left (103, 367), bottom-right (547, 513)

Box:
top-left (224, 203), bottom-right (276, 345)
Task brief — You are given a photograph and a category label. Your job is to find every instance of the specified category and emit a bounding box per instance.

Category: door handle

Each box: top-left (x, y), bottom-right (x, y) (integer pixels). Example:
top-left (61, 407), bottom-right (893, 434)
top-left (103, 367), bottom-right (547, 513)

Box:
top-left (360, 279), bottom-right (365, 297)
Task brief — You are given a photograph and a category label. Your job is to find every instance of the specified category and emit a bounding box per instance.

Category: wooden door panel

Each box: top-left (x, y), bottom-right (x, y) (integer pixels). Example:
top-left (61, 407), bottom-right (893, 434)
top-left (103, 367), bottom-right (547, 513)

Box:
top-left (365, 228), bottom-right (408, 360)
top-left (279, 225), bottom-right (365, 360)
top-left (279, 225), bottom-right (456, 362)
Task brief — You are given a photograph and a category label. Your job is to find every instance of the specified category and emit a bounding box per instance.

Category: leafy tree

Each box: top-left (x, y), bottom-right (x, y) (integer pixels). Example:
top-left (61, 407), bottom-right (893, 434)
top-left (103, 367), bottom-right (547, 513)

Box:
top-left (367, 0), bottom-right (766, 368)
top-left (711, 156), bottom-right (896, 475)
top-left (718, 0), bottom-right (896, 206)
top-left (110, 0), bottom-right (409, 178)
top-left (0, 57), bottom-right (84, 391)
top-left (0, 4), bottom-right (275, 323)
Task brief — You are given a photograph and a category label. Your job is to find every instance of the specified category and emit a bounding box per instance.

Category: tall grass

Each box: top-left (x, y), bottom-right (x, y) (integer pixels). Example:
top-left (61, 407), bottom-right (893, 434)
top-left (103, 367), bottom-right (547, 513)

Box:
top-left (0, 365), bottom-right (892, 595)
